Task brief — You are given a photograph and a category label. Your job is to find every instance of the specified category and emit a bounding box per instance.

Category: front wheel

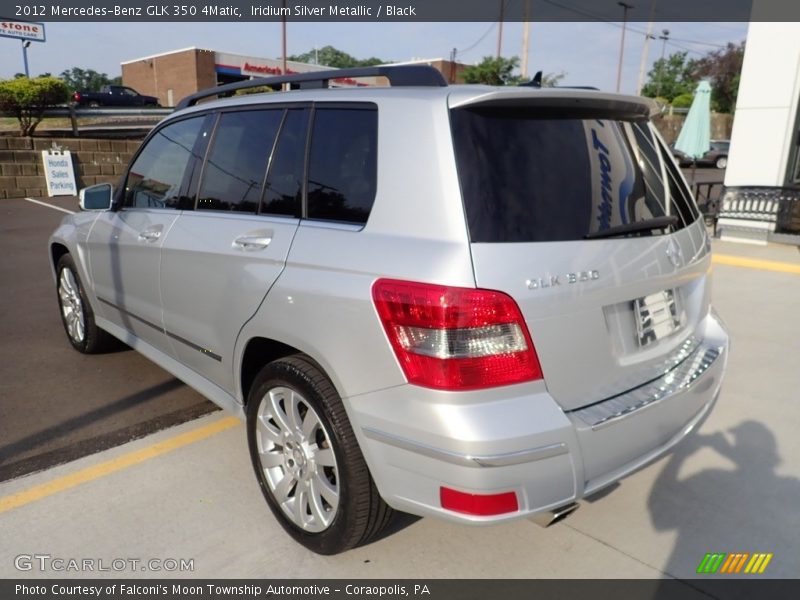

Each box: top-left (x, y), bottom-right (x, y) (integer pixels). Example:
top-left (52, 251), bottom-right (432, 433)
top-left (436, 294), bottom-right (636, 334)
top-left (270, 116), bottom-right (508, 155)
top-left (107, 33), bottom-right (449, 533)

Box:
top-left (715, 156), bottom-right (728, 169)
top-left (246, 355), bottom-right (393, 554)
top-left (56, 254), bottom-right (113, 353)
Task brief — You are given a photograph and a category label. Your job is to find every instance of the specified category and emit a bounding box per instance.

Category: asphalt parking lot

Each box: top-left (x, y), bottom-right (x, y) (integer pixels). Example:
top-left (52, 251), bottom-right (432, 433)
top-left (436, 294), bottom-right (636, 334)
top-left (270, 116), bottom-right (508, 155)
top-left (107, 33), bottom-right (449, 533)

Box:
top-left (0, 196), bottom-right (217, 482)
top-left (0, 195), bottom-right (798, 585)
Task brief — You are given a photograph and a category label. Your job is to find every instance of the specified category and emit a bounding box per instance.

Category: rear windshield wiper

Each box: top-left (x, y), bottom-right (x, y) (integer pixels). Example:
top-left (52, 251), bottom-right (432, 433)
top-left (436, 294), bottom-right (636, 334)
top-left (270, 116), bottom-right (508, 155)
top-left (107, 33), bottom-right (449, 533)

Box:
top-left (585, 215), bottom-right (679, 240)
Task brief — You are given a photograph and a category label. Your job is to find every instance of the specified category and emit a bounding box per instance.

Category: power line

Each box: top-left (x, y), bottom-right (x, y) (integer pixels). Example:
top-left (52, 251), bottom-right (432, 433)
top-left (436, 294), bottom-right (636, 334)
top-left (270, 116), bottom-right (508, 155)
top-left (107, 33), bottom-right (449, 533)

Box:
top-left (456, 22), bottom-right (498, 57)
top-left (540, 0), bottom-right (729, 49)
top-left (665, 40), bottom-right (705, 56)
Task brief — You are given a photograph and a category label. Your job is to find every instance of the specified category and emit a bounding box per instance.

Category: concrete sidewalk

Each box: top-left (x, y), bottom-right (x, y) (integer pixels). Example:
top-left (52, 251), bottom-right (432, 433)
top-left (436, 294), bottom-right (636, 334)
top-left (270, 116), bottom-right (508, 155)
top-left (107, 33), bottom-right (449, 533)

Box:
top-left (1, 241), bottom-right (798, 581)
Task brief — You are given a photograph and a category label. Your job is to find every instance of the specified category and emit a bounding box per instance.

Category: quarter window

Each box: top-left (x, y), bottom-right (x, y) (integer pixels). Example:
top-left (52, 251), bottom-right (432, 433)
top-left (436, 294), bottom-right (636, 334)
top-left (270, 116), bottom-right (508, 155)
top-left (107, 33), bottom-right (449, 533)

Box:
top-left (197, 110), bottom-right (283, 214)
top-left (124, 117), bottom-right (205, 209)
top-left (307, 107), bottom-right (378, 225)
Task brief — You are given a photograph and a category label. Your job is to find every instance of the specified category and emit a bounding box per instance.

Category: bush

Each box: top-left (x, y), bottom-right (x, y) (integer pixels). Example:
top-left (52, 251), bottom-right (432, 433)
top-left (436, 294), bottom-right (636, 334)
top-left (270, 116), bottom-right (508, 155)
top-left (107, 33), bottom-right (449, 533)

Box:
top-left (671, 93), bottom-right (694, 109)
top-left (0, 76), bottom-right (70, 136)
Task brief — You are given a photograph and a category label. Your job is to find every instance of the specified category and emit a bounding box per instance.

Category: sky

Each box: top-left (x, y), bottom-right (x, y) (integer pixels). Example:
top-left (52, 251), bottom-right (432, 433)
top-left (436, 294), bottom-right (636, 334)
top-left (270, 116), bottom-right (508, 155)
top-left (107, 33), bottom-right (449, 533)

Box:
top-left (0, 21), bottom-right (748, 94)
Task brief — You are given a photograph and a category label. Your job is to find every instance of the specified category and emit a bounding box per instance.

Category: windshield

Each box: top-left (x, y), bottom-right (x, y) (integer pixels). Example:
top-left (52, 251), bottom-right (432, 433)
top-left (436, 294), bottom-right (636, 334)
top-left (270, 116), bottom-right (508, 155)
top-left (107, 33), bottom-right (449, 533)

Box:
top-left (451, 107), bottom-right (700, 243)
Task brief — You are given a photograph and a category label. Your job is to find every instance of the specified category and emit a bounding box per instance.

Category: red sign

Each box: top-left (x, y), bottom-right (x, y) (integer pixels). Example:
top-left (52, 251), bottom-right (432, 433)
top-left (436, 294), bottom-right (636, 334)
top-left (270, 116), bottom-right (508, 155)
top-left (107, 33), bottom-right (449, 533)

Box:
top-left (0, 20), bottom-right (46, 42)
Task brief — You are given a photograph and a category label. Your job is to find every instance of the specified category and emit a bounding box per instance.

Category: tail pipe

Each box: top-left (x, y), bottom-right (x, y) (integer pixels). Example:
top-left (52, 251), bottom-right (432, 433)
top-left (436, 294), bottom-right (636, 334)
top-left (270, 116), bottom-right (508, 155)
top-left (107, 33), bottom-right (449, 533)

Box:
top-left (529, 502), bottom-right (579, 528)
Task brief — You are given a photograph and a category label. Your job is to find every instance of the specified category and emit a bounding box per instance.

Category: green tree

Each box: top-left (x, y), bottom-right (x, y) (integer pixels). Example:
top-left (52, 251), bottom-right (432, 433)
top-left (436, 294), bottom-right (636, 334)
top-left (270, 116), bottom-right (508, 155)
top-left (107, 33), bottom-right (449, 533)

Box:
top-left (692, 41), bottom-right (745, 113)
top-left (641, 51), bottom-right (697, 102)
top-left (58, 67), bottom-right (118, 92)
top-left (540, 71), bottom-right (567, 87)
top-left (462, 56), bottom-right (520, 86)
top-left (288, 45), bottom-right (386, 68)
top-left (0, 76), bottom-right (70, 136)
top-left (671, 93), bottom-right (694, 109)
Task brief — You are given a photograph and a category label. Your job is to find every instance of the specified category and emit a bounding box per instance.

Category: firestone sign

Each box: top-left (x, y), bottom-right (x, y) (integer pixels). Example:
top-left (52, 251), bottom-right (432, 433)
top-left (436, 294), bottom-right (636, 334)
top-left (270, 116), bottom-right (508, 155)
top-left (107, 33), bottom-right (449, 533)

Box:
top-left (0, 19), bottom-right (46, 42)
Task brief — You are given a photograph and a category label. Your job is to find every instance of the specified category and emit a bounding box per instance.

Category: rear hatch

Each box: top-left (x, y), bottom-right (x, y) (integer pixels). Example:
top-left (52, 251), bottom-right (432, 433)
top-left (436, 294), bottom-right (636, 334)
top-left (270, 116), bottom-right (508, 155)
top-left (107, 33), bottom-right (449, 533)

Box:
top-left (449, 90), bottom-right (711, 411)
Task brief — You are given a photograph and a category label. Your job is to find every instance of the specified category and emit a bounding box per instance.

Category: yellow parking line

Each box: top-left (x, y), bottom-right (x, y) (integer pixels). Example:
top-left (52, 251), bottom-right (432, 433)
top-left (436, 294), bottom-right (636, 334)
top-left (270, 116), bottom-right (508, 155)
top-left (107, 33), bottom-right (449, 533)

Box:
top-left (713, 254), bottom-right (800, 275)
top-left (0, 416), bottom-right (241, 515)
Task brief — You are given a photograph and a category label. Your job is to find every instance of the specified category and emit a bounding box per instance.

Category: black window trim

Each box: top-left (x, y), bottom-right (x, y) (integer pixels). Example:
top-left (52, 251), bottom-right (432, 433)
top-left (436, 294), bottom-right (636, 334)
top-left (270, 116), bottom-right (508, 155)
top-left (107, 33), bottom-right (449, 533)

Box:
top-left (116, 100), bottom-right (379, 227)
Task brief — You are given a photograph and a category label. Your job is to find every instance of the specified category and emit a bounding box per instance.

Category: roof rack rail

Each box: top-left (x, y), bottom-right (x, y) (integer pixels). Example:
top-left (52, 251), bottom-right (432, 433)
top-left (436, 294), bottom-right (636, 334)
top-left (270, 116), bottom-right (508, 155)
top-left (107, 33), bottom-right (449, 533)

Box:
top-left (176, 65), bottom-right (447, 109)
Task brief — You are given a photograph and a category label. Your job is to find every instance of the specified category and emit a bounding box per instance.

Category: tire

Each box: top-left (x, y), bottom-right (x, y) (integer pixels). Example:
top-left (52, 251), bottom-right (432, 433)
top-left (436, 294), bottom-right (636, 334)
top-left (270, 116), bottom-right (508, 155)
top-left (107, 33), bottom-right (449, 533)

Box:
top-left (246, 355), bottom-right (394, 554)
top-left (56, 254), bottom-right (113, 354)
top-left (715, 155), bottom-right (727, 169)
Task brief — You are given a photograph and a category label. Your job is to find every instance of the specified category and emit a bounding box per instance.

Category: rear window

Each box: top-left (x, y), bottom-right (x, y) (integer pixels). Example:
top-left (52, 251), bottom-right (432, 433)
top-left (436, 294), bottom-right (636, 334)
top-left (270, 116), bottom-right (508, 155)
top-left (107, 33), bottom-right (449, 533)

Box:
top-left (451, 107), bottom-right (700, 243)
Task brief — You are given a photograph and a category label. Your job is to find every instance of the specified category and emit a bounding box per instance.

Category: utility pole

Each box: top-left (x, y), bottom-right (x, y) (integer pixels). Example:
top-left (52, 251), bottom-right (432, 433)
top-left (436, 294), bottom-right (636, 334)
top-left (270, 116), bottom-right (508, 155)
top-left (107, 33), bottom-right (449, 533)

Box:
top-left (449, 47), bottom-right (457, 83)
top-left (636, 0), bottom-right (658, 95)
top-left (281, 0), bottom-right (287, 76)
top-left (656, 29), bottom-right (670, 98)
top-left (616, 2), bottom-right (633, 93)
top-left (496, 0), bottom-right (504, 58)
top-left (521, 0), bottom-right (531, 79)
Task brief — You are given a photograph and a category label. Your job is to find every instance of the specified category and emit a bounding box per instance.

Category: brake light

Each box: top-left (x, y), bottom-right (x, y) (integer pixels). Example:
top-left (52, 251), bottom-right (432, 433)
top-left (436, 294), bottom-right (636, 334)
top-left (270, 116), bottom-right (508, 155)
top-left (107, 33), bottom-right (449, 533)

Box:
top-left (440, 487), bottom-right (519, 516)
top-left (371, 279), bottom-right (543, 390)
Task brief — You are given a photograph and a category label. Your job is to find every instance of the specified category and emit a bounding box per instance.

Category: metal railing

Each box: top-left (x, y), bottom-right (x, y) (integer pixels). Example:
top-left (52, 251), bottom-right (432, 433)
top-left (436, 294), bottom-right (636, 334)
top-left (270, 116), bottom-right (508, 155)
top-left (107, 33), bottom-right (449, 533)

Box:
top-left (1, 106), bottom-right (173, 137)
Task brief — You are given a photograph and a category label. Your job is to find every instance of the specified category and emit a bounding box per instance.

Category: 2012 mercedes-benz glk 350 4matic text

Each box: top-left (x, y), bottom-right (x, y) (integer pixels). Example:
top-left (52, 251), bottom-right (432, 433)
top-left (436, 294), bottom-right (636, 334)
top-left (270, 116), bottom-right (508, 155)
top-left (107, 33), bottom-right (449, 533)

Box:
top-left (49, 66), bottom-right (729, 554)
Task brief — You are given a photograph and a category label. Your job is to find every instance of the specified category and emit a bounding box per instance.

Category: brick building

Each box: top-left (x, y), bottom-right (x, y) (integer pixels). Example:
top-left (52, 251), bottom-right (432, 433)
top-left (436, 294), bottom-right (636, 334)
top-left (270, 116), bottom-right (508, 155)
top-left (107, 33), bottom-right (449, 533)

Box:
top-left (121, 47), bottom-right (467, 107)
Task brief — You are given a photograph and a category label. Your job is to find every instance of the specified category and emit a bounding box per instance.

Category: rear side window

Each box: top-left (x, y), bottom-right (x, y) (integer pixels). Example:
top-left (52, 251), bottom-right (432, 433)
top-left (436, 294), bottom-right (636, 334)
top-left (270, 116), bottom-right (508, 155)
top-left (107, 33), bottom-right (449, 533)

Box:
top-left (197, 110), bottom-right (283, 213)
top-left (307, 107), bottom-right (378, 224)
top-left (261, 109), bottom-right (309, 217)
top-left (124, 116), bottom-right (205, 209)
top-left (451, 107), bottom-right (700, 243)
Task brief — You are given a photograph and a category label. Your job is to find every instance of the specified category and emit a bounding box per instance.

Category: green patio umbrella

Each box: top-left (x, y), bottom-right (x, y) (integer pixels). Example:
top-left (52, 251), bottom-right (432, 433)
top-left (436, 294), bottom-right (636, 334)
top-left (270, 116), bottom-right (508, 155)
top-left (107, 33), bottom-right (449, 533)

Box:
top-left (674, 80), bottom-right (712, 184)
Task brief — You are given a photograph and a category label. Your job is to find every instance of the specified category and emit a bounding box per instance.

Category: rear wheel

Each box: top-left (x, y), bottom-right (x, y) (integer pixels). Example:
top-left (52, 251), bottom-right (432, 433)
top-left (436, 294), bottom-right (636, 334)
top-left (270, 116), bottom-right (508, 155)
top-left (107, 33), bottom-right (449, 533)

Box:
top-left (246, 355), bottom-right (393, 554)
top-left (56, 254), bottom-right (113, 353)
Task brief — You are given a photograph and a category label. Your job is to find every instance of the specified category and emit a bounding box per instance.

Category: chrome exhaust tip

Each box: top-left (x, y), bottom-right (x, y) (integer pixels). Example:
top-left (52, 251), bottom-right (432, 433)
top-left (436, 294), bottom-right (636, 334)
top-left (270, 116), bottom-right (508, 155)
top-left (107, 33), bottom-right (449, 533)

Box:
top-left (529, 502), bottom-right (579, 528)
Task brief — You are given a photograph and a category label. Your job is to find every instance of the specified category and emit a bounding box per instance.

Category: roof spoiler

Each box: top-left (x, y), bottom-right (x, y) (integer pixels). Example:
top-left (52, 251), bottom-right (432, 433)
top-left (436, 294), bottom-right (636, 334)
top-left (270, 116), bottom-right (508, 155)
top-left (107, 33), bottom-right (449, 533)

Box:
top-left (450, 89), bottom-right (657, 118)
top-left (176, 65), bottom-right (448, 110)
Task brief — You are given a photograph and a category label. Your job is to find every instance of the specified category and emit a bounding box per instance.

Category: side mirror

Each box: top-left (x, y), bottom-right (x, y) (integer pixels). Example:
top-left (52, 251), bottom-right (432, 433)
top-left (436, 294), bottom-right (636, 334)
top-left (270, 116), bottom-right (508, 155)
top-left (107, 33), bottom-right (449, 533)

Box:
top-left (79, 183), bottom-right (113, 211)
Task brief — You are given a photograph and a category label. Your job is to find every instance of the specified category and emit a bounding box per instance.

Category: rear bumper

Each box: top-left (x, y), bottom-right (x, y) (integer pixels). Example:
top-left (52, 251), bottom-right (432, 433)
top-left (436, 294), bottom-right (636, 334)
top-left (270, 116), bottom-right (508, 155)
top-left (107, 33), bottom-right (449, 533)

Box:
top-left (346, 309), bottom-right (728, 524)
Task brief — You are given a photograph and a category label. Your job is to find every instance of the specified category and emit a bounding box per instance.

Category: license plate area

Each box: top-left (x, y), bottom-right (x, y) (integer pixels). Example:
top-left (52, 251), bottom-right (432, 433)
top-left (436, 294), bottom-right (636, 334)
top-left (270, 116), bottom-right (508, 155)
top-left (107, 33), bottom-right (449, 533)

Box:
top-left (633, 289), bottom-right (681, 347)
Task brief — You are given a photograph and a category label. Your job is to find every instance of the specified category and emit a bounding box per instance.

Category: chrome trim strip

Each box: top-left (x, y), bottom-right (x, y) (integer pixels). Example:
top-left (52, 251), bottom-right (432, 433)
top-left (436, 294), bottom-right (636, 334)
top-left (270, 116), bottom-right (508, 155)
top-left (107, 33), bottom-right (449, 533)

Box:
top-left (362, 427), bottom-right (568, 468)
top-left (98, 297), bottom-right (223, 362)
top-left (570, 339), bottom-right (723, 431)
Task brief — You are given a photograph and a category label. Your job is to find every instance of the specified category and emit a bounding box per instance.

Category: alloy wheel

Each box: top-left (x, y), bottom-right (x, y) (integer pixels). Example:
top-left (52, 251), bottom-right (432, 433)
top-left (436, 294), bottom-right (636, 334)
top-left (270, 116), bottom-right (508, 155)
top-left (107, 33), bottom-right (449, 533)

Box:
top-left (255, 386), bottom-right (340, 532)
top-left (58, 268), bottom-right (85, 344)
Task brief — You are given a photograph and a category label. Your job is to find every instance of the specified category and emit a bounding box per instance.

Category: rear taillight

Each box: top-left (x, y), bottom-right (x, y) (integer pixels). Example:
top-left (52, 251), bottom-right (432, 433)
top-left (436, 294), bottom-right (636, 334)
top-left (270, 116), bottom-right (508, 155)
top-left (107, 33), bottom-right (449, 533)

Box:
top-left (371, 279), bottom-right (543, 390)
top-left (73, 92), bottom-right (80, 102)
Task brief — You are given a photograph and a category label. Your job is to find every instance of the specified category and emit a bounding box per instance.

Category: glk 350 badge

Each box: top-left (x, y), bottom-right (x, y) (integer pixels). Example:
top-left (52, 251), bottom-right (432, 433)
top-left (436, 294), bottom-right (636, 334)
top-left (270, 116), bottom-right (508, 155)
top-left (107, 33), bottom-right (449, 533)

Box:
top-left (526, 270), bottom-right (600, 290)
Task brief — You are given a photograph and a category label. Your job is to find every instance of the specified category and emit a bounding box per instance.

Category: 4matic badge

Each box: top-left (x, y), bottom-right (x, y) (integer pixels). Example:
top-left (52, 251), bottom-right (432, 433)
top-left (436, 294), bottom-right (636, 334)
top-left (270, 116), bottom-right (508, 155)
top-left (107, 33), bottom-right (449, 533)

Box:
top-left (526, 270), bottom-right (600, 290)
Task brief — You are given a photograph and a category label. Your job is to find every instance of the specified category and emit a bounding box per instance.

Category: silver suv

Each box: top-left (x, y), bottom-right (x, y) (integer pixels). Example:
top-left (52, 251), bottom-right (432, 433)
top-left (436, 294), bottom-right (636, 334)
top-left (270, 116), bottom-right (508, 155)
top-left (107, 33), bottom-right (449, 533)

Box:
top-left (49, 66), bottom-right (729, 555)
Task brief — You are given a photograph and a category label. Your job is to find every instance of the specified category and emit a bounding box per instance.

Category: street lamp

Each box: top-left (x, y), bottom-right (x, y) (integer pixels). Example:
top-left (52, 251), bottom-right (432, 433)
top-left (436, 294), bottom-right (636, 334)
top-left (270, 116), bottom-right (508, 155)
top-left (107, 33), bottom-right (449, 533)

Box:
top-left (616, 2), bottom-right (633, 93)
top-left (22, 40), bottom-right (31, 78)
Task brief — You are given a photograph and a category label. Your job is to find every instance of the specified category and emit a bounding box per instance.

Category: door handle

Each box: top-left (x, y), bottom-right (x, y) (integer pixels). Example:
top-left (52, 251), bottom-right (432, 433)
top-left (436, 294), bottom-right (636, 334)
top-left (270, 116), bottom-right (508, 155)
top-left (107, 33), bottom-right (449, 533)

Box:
top-left (138, 227), bottom-right (162, 242)
top-left (232, 235), bottom-right (272, 251)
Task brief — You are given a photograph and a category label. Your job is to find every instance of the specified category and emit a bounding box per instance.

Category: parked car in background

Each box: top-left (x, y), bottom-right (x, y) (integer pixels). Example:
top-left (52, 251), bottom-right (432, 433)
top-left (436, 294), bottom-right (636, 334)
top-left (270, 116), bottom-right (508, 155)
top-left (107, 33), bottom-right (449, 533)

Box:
top-left (49, 66), bottom-right (729, 555)
top-left (671, 139), bottom-right (730, 169)
top-left (72, 85), bottom-right (159, 108)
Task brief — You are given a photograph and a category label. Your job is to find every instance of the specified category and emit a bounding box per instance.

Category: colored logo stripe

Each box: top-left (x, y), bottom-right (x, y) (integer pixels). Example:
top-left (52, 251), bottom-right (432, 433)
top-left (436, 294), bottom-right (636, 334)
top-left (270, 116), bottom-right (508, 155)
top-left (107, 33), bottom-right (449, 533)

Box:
top-left (697, 552), bottom-right (773, 574)
top-left (697, 553), bottom-right (726, 574)
top-left (744, 553), bottom-right (773, 574)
